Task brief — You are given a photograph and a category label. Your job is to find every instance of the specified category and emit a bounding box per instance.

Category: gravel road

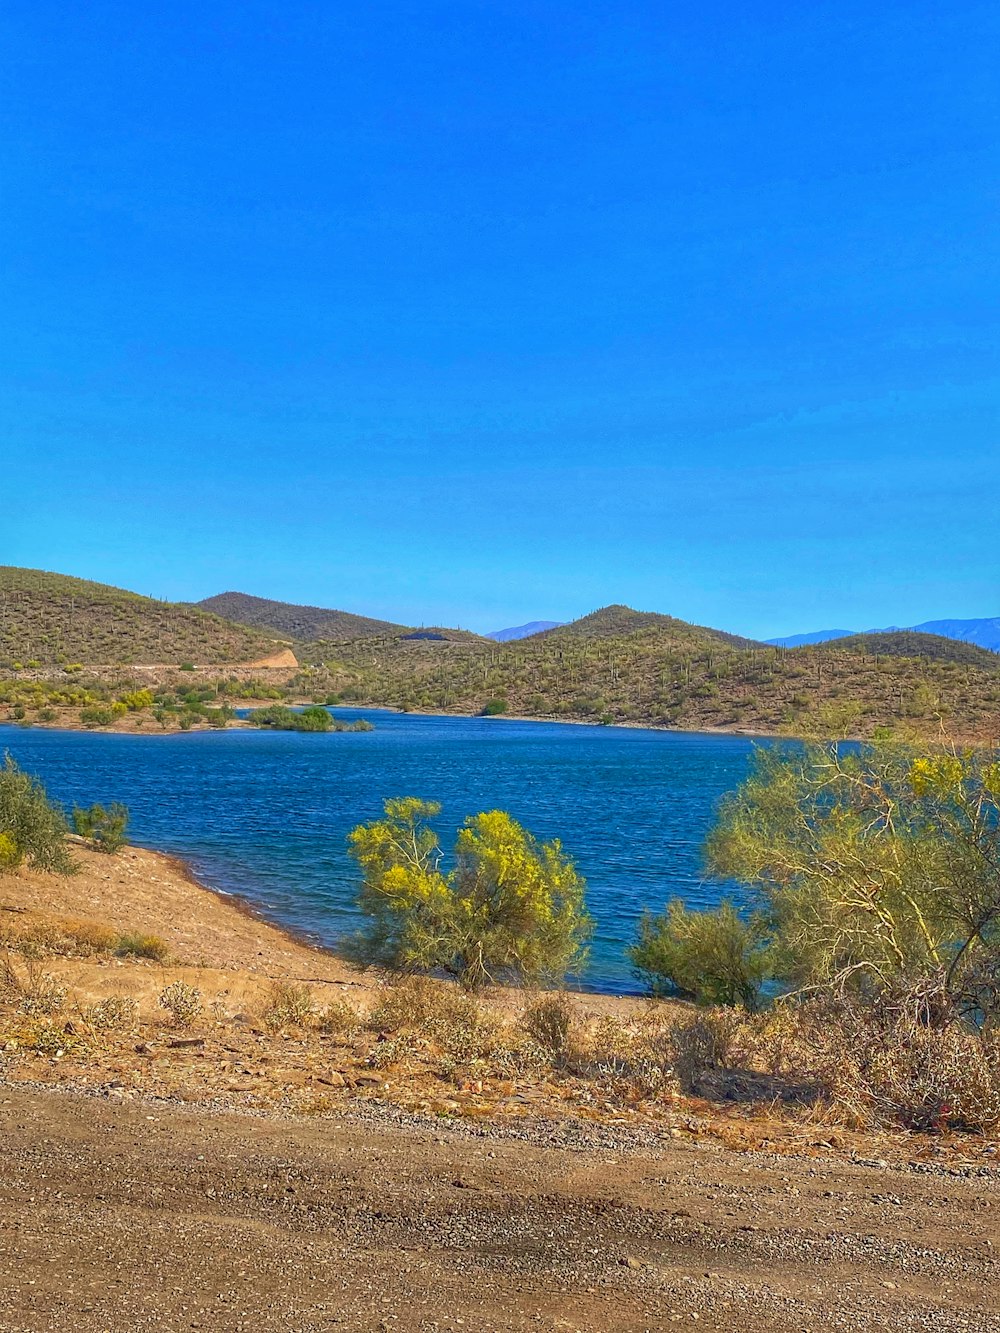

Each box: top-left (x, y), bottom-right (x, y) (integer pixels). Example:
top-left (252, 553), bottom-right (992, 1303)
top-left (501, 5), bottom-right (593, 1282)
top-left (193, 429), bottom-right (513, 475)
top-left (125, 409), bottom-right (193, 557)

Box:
top-left (1, 1087), bottom-right (999, 1332)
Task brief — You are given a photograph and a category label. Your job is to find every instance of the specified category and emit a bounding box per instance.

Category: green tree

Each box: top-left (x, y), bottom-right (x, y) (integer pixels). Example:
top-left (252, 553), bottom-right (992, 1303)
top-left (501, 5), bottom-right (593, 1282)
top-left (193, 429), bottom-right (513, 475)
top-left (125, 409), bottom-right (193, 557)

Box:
top-left (72, 802), bottom-right (130, 853)
top-left (348, 798), bottom-right (592, 989)
top-left (703, 741), bottom-right (1000, 1018)
top-left (628, 898), bottom-right (768, 1009)
top-left (0, 754), bottom-right (75, 874)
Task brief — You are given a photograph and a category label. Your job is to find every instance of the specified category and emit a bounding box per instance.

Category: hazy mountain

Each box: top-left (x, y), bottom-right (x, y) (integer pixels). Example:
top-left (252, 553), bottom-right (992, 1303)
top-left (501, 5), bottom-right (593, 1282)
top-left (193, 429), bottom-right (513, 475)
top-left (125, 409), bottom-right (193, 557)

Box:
top-left (906, 617), bottom-right (1000, 652)
top-left (486, 621), bottom-right (564, 642)
top-left (765, 629), bottom-right (857, 648)
top-left (769, 616), bottom-right (1000, 653)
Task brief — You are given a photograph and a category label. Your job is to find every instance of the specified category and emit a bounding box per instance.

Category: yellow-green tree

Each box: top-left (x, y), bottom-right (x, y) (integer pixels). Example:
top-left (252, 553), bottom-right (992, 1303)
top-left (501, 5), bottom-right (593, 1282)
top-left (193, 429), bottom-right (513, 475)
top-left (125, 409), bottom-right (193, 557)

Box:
top-left (348, 798), bottom-right (591, 989)
top-left (704, 741), bottom-right (1000, 1018)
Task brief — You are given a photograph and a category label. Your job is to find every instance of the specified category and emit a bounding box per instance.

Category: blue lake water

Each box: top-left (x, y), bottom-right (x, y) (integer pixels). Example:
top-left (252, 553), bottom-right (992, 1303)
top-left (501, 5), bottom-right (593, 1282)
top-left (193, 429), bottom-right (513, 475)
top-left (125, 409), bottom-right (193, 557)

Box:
top-left (0, 711), bottom-right (772, 994)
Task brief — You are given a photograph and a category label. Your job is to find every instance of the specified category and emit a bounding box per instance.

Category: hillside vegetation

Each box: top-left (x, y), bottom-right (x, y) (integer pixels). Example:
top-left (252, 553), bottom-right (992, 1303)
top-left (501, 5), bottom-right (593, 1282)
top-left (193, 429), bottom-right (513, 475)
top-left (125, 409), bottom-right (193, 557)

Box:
top-left (299, 608), bottom-right (1000, 741)
top-left (5, 576), bottom-right (1000, 742)
top-left (196, 591), bottom-right (409, 642)
top-left (544, 604), bottom-right (757, 648)
top-left (823, 630), bottom-right (999, 666)
top-left (0, 568), bottom-right (280, 667)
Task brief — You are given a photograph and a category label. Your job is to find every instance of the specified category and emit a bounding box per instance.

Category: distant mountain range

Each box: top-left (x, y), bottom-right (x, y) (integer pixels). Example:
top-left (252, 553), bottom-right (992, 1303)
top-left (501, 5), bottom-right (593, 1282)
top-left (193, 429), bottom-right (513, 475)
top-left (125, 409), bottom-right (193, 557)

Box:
top-left (768, 617), bottom-right (1000, 653)
top-left (486, 621), bottom-right (564, 642)
top-left (4, 569), bottom-right (1000, 740)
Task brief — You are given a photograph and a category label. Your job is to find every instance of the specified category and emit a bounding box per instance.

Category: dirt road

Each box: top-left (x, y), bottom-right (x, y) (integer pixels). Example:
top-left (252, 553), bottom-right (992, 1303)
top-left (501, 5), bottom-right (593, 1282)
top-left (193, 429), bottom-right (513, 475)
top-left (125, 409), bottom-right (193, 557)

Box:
top-left (1, 1087), bottom-right (998, 1333)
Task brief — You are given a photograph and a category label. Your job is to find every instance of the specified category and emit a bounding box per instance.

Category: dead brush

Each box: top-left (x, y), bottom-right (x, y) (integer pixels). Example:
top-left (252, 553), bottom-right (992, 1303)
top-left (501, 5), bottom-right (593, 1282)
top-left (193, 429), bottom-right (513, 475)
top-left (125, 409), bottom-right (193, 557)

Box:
top-left (669, 1006), bottom-right (748, 1092)
top-left (158, 980), bottom-right (203, 1027)
top-left (818, 1002), bottom-right (1000, 1134)
top-left (316, 996), bottom-right (362, 1037)
top-left (585, 1012), bottom-right (679, 1098)
top-left (0, 949), bottom-right (68, 1016)
top-left (83, 994), bottom-right (139, 1032)
top-left (521, 992), bottom-right (579, 1066)
top-left (261, 981), bottom-right (316, 1030)
top-left (366, 974), bottom-right (480, 1034)
top-left (0, 915), bottom-right (117, 958)
top-left (365, 976), bottom-right (507, 1081)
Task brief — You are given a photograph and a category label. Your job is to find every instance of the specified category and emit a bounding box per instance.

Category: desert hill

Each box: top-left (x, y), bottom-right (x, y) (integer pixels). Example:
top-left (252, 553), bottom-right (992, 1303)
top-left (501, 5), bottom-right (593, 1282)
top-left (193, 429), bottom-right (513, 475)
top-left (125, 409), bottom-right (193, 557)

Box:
top-left (196, 591), bottom-right (409, 642)
top-left (0, 568), bottom-right (280, 668)
top-left (314, 617), bottom-right (1000, 741)
top-left (822, 630), bottom-right (1000, 668)
top-left (546, 604), bottom-right (759, 648)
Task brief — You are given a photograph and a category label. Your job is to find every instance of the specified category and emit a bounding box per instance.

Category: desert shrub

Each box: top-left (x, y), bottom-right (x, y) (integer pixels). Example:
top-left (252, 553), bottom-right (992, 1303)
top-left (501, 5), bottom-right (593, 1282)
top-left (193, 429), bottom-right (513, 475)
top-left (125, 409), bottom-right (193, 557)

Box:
top-left (80, 707), bottom-right (114, 727)
top-left (814, 992), bottom-right (1000, 1133)
top-left (628, 899), bottom-right (767, 1009)
top-left (0, 756), bottom-right (74, 874)
top-left (0, 915), bottom-right (118, 958)
top-left (72, 802), bottom-right (129, 853)
top-left (366, 975), bottom-right (498, 1070)
top-left (298, 706), bottom-right (334, 732)
top-left (119, 689), bottom-right (155, 711)
top-left (670, 1008), bottom-right (747, 1091)
top-left (0, 953), bottom-right (68, 1016)
top-left (252, 705), bottom-right (333, 732)
top-left (115, 932), bottom-right (169, 962)
top-left (348, 798), bottom-right (591, 989)
top-left (158, 980), bottom-right (203, 1026)
top-left (85, 994), bottom-right (139, 1031)
top-left (522, 992), bottom-right (577, 1063)
top-left (366, 974), bottom-right (480, 1034)
top-left (481, 698), bottom-right (508, 716)
top-left (588, 1013), bottom-right (677, 1097)
top-left (28, 1021), bottom-right (81, 1056)
top-left (316, 997), bottom-right (362, 1036)
top-left (262, 981), bottom-right (315, 1029)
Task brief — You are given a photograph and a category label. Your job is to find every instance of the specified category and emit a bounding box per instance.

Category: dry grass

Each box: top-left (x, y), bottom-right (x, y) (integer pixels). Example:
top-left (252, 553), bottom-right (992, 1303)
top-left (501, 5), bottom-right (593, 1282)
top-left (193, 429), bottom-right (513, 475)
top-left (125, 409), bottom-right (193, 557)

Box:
top-left (0, 913), bottom-right (169, 963)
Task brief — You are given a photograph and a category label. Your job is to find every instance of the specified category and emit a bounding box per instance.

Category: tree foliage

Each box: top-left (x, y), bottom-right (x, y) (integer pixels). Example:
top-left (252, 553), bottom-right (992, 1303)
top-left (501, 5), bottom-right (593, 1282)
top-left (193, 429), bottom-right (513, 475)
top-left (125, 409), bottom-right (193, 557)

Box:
top-left (0, 754), bottom-right (75, 874)
top-left (348, 798), bottom-right (592, 989)
top-left (700, 741), bottom-right (1000, 1019)
top-left (628, 898), bottom-right (768, 1010)
top-left (72, 802), bottom-right (130, 853)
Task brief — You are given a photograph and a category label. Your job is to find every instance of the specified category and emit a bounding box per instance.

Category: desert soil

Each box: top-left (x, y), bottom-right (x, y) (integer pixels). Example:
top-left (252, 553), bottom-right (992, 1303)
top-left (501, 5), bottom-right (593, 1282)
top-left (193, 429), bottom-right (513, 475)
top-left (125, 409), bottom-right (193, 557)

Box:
top-left (2, 1083), bottom-right (1000, 1332)
top-left (2, 848), bottom-right (1000, 1330)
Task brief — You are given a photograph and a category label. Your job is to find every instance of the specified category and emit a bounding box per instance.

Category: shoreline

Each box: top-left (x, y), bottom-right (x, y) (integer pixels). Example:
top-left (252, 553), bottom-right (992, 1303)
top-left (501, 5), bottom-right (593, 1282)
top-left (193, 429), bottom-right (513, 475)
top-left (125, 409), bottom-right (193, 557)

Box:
top-left (144, 841), bottom-right (650, 1003)
top-left (0, 704), bottom-right (783, 742)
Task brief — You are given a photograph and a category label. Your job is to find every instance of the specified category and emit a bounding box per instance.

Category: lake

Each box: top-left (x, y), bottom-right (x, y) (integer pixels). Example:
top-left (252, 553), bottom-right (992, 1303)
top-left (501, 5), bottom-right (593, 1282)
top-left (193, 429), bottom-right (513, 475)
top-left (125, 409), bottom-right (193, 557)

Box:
top-left (0, 711), bottom-right (771, 994)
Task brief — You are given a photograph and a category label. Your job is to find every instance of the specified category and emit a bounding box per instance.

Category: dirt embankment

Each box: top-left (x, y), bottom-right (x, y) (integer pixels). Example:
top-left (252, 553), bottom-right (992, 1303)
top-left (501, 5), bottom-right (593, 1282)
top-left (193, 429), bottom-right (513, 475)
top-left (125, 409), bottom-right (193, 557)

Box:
top-left (2, 847), bottom-right (1000, 1330)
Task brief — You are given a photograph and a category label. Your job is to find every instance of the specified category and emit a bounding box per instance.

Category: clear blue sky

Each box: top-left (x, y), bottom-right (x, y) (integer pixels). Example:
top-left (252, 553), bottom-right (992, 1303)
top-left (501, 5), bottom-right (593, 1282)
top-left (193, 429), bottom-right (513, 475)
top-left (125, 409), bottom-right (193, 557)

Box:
top-left (3, 2), bottom-right (998, 637)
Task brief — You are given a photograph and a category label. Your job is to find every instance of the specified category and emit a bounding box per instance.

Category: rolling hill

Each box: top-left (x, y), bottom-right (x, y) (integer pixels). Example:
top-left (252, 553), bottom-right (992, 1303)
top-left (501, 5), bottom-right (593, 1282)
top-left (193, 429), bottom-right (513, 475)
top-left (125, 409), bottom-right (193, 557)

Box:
top-left (196, 591), bottom-right (408, 643)
top-left (5, 572), bottom-right (1000, 742)
top-left (544, 605), bottom-right (759, 648)
top-left (310, 615), bottom-right (1000, 741)
top-left (822, 630), bottom-right (1000, 668)
top-left (0, 568), bottom-right (281, 667)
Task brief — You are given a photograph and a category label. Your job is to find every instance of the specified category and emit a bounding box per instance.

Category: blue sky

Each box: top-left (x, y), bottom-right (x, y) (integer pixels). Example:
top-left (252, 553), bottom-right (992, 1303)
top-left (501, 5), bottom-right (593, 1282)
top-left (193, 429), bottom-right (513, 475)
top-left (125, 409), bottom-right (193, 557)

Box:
top-left (3, 1), bottom-right (998, 637)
